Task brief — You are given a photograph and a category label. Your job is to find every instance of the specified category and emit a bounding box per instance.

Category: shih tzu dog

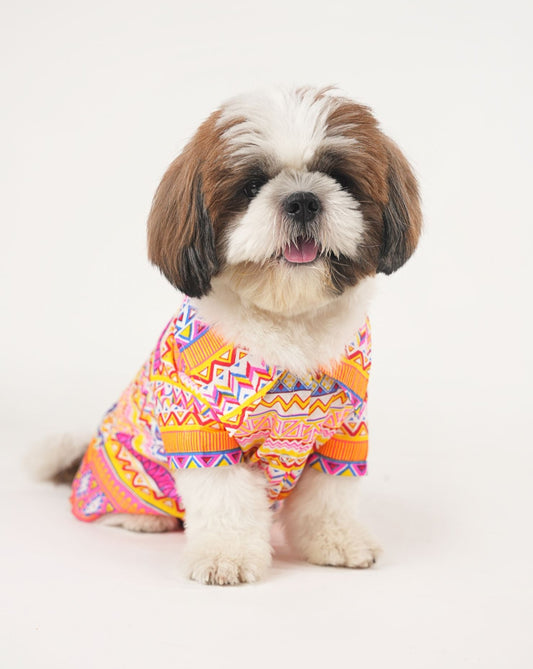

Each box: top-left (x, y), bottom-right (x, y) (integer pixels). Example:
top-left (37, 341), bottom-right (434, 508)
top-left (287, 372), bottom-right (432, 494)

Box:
top-left (44, 87), bottom-right (421, 585)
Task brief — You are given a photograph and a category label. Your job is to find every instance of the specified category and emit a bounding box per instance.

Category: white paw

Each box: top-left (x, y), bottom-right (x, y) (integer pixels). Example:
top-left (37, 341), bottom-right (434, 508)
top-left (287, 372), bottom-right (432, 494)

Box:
top-left (184, 532), bottom-right (272, 585)
top-left (298, 521), bottom-right (381, 569)
top-left (100, 513), bottom-right (180, 533)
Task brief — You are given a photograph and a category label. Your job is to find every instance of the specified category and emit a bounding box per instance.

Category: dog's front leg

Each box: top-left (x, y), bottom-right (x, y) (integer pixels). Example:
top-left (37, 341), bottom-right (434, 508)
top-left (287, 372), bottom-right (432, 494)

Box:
top-left (175, 464), bottom-right (272, 585)
top-left (281, 467), bottom-right (381, 568)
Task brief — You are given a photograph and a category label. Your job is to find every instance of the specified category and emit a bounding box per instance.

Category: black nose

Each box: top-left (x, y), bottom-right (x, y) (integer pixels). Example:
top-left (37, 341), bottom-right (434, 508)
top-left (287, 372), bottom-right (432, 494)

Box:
top-left (283, 192), bottom-right (321, 225)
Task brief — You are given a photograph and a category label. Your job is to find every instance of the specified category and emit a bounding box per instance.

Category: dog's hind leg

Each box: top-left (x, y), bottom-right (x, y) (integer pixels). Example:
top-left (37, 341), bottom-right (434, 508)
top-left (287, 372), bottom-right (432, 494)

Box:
top-left (99, 513), bottom-right (180, 533)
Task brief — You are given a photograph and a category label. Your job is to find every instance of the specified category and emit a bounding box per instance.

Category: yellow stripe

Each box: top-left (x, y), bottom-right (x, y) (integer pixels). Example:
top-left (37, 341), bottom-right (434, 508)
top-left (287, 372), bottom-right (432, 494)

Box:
top-left (180, 330), bottom-right (227, 371)
top-left (218, 377), bottom-right (279, 424)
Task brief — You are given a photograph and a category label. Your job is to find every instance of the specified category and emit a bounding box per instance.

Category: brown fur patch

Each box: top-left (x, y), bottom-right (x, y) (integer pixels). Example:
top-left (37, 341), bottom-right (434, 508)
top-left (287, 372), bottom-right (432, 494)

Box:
top-left (311, 100), bottom-right (422, 286)
top-left (51, 460), bottom-right (82, 485)
top-left (147, 111), bottom-right (268, 296)
top-left (378, 137), bottom-right (422, 274)
top-left (147, 112), bottom-right (226, 296)
top-left (147, 92), bottom-right (421, 298)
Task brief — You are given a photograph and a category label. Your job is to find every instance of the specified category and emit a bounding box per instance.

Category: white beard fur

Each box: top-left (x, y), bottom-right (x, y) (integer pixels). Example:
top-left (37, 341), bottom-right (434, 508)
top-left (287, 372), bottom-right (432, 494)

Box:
top-left (191, 275), bottom-right (376, 377)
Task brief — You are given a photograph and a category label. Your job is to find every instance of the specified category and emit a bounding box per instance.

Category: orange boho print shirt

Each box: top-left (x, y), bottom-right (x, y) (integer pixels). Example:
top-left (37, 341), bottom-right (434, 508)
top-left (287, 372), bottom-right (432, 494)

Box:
top-left (71, 298), bottom-right (371, 522)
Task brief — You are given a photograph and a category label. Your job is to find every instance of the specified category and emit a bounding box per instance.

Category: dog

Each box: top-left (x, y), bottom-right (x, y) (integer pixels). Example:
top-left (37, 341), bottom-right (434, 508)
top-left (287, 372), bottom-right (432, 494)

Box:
top-left (43, 87), bottom-right (421, 585)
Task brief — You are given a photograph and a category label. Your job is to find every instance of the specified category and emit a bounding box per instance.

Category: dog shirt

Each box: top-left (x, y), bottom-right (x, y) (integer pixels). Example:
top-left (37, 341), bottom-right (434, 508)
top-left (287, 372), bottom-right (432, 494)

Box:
top-left (71, 297), bottom-right (371, 522)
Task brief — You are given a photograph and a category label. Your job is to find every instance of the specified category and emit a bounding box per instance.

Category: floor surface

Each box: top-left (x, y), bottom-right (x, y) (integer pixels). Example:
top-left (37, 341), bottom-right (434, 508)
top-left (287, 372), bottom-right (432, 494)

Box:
top-left (2, 423), bottom-right (531, 669)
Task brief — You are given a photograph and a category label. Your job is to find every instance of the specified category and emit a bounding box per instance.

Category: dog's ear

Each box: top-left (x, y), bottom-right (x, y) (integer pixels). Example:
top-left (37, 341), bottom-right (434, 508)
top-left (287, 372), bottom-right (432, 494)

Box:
top-left (147, 147), bottom-right (218, 298)
top-left (377, 138), bottom-right (422, 275)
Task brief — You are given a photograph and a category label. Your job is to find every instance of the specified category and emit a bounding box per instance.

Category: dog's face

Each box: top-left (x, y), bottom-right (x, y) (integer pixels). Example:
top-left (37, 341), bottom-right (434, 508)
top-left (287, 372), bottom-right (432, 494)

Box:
top-left (147, 88), bottom-right (421, 315)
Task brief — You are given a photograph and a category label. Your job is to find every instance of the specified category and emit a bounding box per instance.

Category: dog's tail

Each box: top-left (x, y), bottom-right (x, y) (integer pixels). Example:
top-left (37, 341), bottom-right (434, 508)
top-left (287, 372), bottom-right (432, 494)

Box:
top-left (26, 433), bottom-right (90, 484)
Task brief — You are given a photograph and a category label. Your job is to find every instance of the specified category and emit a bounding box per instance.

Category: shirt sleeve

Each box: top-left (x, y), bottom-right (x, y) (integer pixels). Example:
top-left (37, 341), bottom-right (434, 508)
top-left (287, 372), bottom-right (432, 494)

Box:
top-left (150, 317), bottom-right (243, 470)
top-left (307, 317), bottom-right (371, 477)
top-left (308, 402), bottom-right (369, 476)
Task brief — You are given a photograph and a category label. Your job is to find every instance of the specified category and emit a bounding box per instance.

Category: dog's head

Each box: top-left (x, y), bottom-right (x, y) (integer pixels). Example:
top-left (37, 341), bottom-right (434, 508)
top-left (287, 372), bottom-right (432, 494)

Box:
top-left (147, 88), bottom-right (421, 315)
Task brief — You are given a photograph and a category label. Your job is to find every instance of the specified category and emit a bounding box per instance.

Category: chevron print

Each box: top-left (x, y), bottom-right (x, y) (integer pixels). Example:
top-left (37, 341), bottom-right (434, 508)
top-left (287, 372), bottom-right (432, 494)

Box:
top-left (71, 298), bottom-right (371, 521)
top-left (308, 453), bottom-right (367, 477)
top-left (168, 449), bottom-right (243, 469)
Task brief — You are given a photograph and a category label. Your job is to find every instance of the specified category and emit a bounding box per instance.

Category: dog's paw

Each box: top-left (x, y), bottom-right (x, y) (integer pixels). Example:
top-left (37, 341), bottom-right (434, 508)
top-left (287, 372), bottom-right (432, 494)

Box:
top-left (184, 532), bottom-right (272, 585)
top-left (297, 521), bottom-right (381, 569)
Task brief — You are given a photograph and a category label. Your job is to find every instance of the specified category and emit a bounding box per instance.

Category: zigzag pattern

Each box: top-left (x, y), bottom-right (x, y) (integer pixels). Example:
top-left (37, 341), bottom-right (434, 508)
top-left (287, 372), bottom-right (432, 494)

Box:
top-left (337, 411), bottom-right (369, 438)
top-left (71, 298), bottom-right (372, 521)
top-left (347, 318), bottom-right (371, 369)
top-left (188, 354), bottom-right (278, 428)
top-left (173, 299), bottom-right (210, 348)
top-left (168, 449), bottom-right (243, 469)
top-left (155, 382), bottom-right (218, 430)
top-left (273, 371), bottom-right (342, 396)
top-left (308, 453), bottom-right (367, 477)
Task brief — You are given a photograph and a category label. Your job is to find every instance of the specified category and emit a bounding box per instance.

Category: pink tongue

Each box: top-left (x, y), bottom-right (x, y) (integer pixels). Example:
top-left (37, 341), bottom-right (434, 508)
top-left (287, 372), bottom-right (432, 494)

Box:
top-left (283, 238), bottom-right (319, 264)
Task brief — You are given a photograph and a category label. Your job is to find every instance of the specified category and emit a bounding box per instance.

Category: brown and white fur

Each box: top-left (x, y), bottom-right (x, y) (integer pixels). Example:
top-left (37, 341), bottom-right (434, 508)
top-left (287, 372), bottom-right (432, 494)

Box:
top-left (40, 87), bottom-right (421, 585)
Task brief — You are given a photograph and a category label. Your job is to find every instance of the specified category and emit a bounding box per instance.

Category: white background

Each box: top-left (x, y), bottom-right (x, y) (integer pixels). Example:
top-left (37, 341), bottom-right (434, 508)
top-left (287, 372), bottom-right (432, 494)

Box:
top-left (1, 1), bottom-right (532, 667)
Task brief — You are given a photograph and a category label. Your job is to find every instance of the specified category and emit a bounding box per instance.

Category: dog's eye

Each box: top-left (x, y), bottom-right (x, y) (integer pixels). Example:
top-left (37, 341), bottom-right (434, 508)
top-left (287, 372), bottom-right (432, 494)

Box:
top-left (243, 178), bottom-right (266, 199)
top-left (329, 171), bottom-right (353, 192)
